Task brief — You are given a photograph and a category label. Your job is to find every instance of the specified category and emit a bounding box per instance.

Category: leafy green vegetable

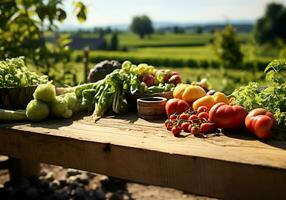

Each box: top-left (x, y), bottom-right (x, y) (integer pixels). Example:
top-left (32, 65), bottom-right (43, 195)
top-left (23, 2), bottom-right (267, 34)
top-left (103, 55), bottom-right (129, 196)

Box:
top-left (70, 60), bottom-right (175, 119)
top-left (64, 92), bottom-right (84, 112)
top-left (112, 88), bottom-right (127, 114)
top-left (264, 59), bottom-right (286, 84)
top-left (231, 59), bottom-right (286, 138)
top-left (0, 57), bottom-right (48, 88)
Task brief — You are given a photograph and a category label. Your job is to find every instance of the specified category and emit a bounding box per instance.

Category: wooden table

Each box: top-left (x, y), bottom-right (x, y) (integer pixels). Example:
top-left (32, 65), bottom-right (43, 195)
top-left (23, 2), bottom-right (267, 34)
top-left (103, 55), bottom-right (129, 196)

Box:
top-left (0, 114), bottom-right (286, 199)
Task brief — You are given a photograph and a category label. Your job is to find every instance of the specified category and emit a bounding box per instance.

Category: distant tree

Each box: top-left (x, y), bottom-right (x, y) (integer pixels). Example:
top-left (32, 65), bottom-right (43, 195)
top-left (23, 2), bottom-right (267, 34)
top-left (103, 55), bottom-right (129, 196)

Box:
top-left (214, 25), bottom-right (243, 68)
top-left (130, 15), bottom-right (154, 39)
top-left (98, 38), bottom-right (108, 50)
top-left (173, 26), bottom-right (185, 34)
top-left (195, 26), bottom-right (203, 34)
top-left (254, 3), bottom-right (286, 44)
top-left (110, 32), bottom-right (119, 50)
top-left (98, 28), bottom-right (105, 38)
top-left (105, 27), bottom-right (112, 34)
top-left (210, 28), bottom-right (216, 34)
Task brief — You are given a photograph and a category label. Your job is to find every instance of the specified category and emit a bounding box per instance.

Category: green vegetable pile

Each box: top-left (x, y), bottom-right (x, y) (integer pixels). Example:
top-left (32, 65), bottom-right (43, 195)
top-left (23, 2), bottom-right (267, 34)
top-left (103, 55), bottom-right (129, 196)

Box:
top-left (231, 59), bottom-right (286, 137)
top-left (25, 82), bottom-right (82, 121)
top-left (0, 60), bottom-right (176, 122)
top-left (72, 60), bottom-right (175, 119)
top-left (0, 57), bottom-right (48, 88)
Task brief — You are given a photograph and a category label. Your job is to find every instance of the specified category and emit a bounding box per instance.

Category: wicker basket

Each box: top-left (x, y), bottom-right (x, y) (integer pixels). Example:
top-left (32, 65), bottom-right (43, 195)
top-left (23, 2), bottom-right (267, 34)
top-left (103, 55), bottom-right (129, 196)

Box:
top-left (0, 86), bottom-right (37, 110)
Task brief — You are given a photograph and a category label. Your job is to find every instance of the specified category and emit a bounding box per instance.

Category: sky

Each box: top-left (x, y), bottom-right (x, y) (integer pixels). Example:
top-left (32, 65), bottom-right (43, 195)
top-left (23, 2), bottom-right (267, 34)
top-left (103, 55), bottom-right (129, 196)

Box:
top-left (63, 0), bottom-right (286, 27)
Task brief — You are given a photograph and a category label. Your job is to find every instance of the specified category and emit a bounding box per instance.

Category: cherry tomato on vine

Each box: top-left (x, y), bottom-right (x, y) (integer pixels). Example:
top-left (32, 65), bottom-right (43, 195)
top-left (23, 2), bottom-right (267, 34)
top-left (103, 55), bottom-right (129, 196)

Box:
top-left (181, 122), bottom-right (190, 132)
top-left (164, 120), bottom-right (173, 131)
top-left (200, 123), bottom-right (216, 133)
top-left (164, 119), bottom-right (169, 127)
top-left (189, 114), bottom-right (198, 121)
top-left (189, 125), bottom-right (200, 135)
top-left (171, 126), bottom-right (182, 137)
top-left (198, 112), bottom-right (209, 120)
top-left (197, 106), bottom-right (209, 113)
top-left (179, 113), bottom-right (190, 120)
top-left (169, 114), bottom-right (177, 120)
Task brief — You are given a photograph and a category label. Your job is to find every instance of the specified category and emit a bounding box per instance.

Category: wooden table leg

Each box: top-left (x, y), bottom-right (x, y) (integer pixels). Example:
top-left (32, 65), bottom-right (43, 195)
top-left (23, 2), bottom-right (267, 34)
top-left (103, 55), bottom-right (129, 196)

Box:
top-left (0, 156), bottom-right (9, 169)
top-left (8, 157), bottom-right (40, 180)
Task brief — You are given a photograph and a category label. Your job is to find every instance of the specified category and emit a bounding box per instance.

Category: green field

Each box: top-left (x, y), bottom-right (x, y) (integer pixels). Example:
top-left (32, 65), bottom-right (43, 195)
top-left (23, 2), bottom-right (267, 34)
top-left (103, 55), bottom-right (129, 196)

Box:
top-left (71, 32), bottom-right (274, 65)
top-left (81, 32), bottom-right (252, 48)
top-left (83, 33), bottom-right (213, 47)
top-left (60, 32), bottom-right (274, 92)
top-left (74, 45), bottom-right (214, 61)
top-left (73, 44), bottom-right (273, 65)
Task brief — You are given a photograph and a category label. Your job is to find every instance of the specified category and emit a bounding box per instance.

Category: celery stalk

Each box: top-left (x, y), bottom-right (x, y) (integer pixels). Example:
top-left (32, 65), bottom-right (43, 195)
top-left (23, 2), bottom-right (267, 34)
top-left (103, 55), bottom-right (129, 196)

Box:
top-left (0, 109), bottom-right (27, 121)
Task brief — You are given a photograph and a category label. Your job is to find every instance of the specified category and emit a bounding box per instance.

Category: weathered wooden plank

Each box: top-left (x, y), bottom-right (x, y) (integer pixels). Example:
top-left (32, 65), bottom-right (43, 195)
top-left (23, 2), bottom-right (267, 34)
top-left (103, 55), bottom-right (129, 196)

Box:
top-left (0, 114), bottom-right (286, 199)
top-left (8, 158), bottom-right (40, 180)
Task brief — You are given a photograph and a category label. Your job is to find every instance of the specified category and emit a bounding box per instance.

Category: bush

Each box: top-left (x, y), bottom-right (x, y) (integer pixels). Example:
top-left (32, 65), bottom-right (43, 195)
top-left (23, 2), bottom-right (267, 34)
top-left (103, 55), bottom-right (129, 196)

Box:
top-left (186, 59), bottom-right (199, 68)
top-left (72, 52), bottom-right (271, 71)
top-left (199, 60), bottom-right (209, 68)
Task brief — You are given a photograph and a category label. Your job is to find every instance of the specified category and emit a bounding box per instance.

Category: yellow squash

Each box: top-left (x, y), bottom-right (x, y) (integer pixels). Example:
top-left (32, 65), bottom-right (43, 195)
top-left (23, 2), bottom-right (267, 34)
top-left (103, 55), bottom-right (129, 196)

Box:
top-left (181, 85), bottom-right (206, 102)
top-left (193, 95), bottom-right (215, 110)
top-left (173, 84), bottom-right (189, 99)
top-left (213, 92), bottom-right (229, 104)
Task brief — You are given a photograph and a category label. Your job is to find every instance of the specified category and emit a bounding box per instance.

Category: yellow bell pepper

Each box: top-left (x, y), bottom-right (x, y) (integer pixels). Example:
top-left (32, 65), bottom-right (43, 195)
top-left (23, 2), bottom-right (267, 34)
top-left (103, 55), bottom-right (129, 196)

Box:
top-left (173, 84), bottom-right (206, 103)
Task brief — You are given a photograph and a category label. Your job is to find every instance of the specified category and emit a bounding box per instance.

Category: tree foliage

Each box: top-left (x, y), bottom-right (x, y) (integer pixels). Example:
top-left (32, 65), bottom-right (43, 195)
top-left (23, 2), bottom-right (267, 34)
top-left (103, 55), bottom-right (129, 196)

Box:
top-left (254, 3), bottom-right (286, 44)
top-left (214, 25), bottom-right (243, 68)
top-left (130, 15), bottom-right (154, 39)
top-left (110, 32), bottom-right (119, 51)
top-left (0, 0), bottom-right (87, 75)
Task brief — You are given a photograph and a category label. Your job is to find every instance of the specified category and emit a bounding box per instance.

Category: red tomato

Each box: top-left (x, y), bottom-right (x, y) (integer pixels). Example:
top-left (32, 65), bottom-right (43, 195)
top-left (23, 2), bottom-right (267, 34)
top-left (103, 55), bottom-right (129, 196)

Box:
top-left (245, 108), bottom-right (275, 139)
top-left (171, 71), bottom-right (179, 76)
top-left (171, 126), bottom-right (182, 137)
top-left (189, 114), bottom-right (198, 121)
top-left (164, 119), bottom-right (169, 128)
top-left (209, 103), bottom-right (248, 129)
top-left (168, 75), bottom-right (181, 85)
top-left (197, 106), bottom-right (209, 113)
top-left (189, 125), bottom-right (200, 135)
top-left (198, 112), bottom-right (209, 120)
top-left (179, 113), bottom-right (190, 120)
top-left (164, 119), bottom-right (173, 131)
top-left (165, 98), bottom-right (190, 116)
top-left (169, 114), bottom-right (177, 120)
top-left (181, 122), bottom-right (190, 132)
top-left (200, 123), bottom-right (216, 133)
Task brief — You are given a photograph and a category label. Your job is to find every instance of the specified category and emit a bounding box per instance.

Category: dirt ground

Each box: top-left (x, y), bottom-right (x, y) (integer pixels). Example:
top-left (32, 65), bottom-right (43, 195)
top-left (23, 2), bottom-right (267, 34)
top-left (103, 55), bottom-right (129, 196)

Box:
top-left (0, 156), bottom-right (215, 200)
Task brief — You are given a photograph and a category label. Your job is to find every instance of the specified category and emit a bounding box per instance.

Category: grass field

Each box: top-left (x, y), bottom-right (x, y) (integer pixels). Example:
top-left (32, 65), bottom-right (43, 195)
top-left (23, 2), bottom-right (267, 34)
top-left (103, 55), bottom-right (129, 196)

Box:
top-left (46, 32), bottom-right (273, 92)
top-left (73, 44), bottom-right (273, 64)
top-left (80, 32), bottom-right (252, 48)
top-left (70, 31), bottom-right (275, 64)
top-left (82, 33), bottom-right (213, 47)
top-left (74, 45), bottom-right (214, 61)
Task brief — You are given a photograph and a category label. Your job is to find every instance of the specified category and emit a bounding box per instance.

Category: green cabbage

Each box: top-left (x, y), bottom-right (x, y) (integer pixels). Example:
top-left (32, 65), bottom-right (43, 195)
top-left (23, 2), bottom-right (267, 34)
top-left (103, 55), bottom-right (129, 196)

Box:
top-left (33, 82), bottom-right (56, 103)
top-left (26, 100), bottom-right (49, 121)
top-left (51, 96), bottom-right (72, 119)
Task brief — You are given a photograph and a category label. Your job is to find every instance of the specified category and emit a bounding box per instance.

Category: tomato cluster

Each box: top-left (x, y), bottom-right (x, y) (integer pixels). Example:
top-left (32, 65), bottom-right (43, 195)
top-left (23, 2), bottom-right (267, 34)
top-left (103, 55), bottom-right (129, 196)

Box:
top-left (164, 106), bottom-right (217, 137)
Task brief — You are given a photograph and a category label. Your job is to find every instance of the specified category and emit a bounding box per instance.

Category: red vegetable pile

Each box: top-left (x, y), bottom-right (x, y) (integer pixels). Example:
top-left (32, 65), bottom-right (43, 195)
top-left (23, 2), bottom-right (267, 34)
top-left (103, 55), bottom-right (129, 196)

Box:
top-left (164, 106), bottom-right (218, 137)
